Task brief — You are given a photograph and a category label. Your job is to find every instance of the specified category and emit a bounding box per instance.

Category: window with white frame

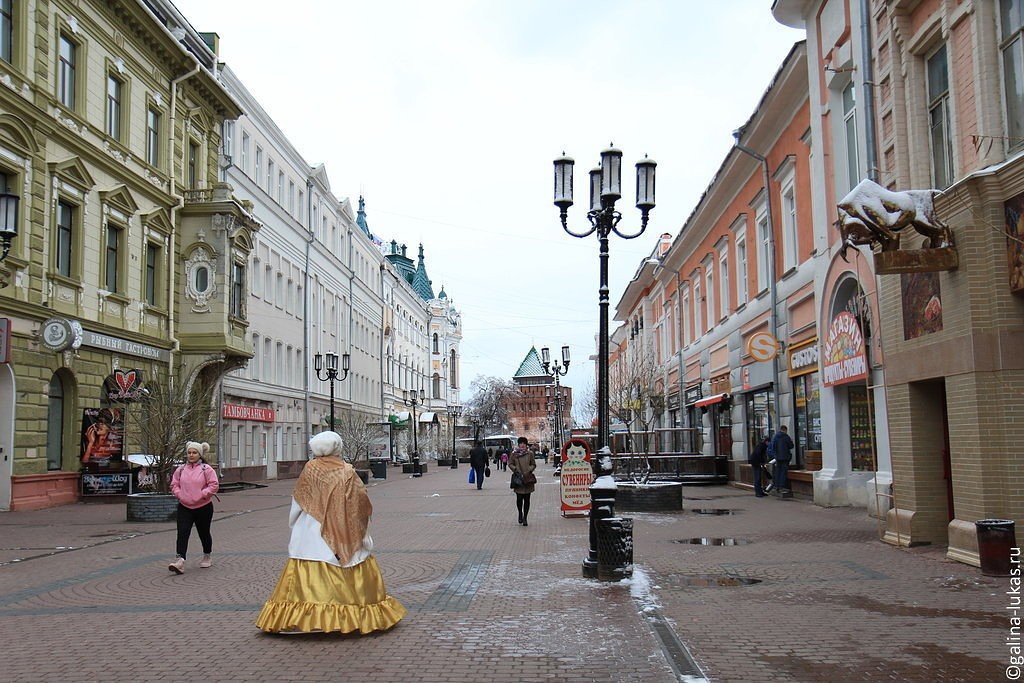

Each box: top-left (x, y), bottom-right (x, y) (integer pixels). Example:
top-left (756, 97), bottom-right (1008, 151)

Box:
top-left (703, 260), bottom-right (714, 330)
top-left (251, 333), bottom-right (261, 380)
top-left (58, 34), bottom-right (76, 109)
top-left (277, 171), bottom-right (284, 203)
top-left (106, 74), bottom-right (123, 141)
top-left (926, 44), bottom-right (954, 189)
top-left (0, 0), bottom-right (13, 64)
top-left (255, 147), bottom-right (264, 187)
top-left (682, 287), bottom-right (691, 345)
top-left (756, 209), bottom-right (770, 292)
top-left (734, 225), bottom-right (748, 306)
top-left (693, 275), bottom-right (703, 336)
top-left (267, 159), bottom-right (274, 195)
top-left (842, 82), bottom-right (860, 192)
top-left (241, 132), bottom-right (249, 173)
top-left (781, 180), bottom-right (798, 270)
top-left (718, 246), bottom-right (729, 320)
top-left (146, 108), bottom-right (160, 167)
top-left (1002, 1), bottom-right (1024, 151)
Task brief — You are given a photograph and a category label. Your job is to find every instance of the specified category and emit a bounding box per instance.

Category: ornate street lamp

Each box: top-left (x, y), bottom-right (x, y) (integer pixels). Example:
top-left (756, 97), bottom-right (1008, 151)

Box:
top-left (314, 351), bottom-right (350, 431)
top-left (0, 191), bottom-right (20, 261)
top-left (402, 388), bottom-right (426, 475)
top-left (554, 147), bottom-right (655, 452)
top-left (541, 345), bottom-right (570, 452)
top-left (447, 404), bottom-right (463, 469)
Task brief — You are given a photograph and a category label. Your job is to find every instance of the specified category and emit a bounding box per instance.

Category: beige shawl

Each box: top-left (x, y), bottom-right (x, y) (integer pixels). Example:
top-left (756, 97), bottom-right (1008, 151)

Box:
top-left (292, 456), bottom-right (372, 565)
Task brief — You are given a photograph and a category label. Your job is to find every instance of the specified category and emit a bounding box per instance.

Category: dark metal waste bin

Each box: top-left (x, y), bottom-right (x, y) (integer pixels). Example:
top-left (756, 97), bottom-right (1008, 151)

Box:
top-left (596, 517), bottom-right (634, 582)
top-left (412, 454), bottom-right (422, 477)
top-left (370, 460), bottom-right (388, 480)
top-left (977, 519), bottom-right (1016, 576)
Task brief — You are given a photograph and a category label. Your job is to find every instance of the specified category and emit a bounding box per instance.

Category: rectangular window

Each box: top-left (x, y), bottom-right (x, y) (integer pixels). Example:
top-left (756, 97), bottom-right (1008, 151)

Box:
top-left (298, 190), bottom-right (304, 223)
top-left (146, 108), bottom-right (160, 166)
top-left (264, 264), bottom-right (272, 301)
top-left (693, 277), bottom-right (703, 336)
top-left (704, 264), bottom-right (714, 329)
top-left (756, 212), bottom-right (770, 291)
top-left (56, 201), bottom-right (74, 277)
top-left (1002, 1), bottom-right (1024, 150)
top-left (288, 181), bottom-right (295, 213)
top-left (255, 147), bottom-right (264, 187)
top-left (735, 233), bottom-right (748, 306)
top-left (0, 0), bottom-right (13, 64)
top-left (277, 171), bottom-right (284, 203)
top-left (187, 141), bottom-right (198, 188)
top-left (241, 133), bottom-right (250, 173)
top-left (267, 160), bottom-right (274, 195)
top-left (145, 242), bottom-right (159, 305)
top-left (222, 120), bottom-right (234, 158)
top-left (842, 82), bottom-right (860, 192)
top-left (926, 45), bottom-right (954, 189)
top-left (58, 34), bottom-right (75, 109)
top-left (719, 250), bottom-right (729, 320)
top-left (782, 184), bottom-right (798, 270)
top-left (106, 75), bottom-right (122, 140)
top-left (104, 224), bottom-right (121, 292)
top-left (230, 262), bottom-right (245, 318)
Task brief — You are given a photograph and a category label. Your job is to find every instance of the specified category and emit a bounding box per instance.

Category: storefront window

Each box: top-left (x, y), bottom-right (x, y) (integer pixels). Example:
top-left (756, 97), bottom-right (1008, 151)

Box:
top-left (849, 385), bottom-right (876, 470)
top-left (745, 389), bottom-right (775, 454)
top-left (793, 372), bottom-right (822, 466)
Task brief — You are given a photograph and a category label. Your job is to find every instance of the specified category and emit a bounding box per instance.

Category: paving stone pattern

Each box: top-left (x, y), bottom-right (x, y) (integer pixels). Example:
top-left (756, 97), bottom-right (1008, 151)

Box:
top-left (0, 463), bottom-right (1011, 682)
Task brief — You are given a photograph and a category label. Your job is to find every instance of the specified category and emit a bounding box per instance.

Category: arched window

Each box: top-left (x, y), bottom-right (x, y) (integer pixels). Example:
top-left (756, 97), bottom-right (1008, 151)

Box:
top-left (432, 333), bottom-right (439, 353)
top-left (449, 349), bottom-right (457, 387)
top-left (432, 373), bottom-right (441, 398)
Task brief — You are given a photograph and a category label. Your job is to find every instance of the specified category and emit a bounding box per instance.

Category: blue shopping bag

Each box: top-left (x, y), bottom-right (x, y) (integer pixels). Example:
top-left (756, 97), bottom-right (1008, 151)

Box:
top-left (468, 468), bottom-right (475, 484)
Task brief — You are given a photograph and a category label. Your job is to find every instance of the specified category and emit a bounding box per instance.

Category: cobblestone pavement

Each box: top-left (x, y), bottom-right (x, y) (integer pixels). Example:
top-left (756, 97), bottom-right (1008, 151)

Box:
top-left (0, 463), bottom-right (1011, 682)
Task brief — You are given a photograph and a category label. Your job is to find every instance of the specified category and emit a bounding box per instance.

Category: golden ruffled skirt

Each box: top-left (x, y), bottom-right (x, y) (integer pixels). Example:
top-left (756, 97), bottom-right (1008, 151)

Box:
top-left (255, 557), bottom-right (406, 634)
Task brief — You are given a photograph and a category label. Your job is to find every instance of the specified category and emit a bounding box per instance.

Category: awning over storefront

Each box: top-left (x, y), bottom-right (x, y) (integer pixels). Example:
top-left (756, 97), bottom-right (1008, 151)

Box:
top-left (419, 411), bottom-right (438, 423)
top-left (389, 411), bottom-right (411, 424)
top-left (693, 393), bottom-right (729, 408)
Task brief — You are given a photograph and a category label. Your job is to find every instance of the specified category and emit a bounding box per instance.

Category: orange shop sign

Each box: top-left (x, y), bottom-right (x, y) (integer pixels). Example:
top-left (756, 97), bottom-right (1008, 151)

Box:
top-left (822, 312), bottom-right (868, 387)
top-left (222, 403), bottom-right (275, 422)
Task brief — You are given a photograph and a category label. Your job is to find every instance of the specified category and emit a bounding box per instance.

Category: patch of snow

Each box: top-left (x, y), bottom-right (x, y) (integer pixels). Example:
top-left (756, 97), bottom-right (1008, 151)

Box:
top-left (621, 565), bottom-right (661, 614)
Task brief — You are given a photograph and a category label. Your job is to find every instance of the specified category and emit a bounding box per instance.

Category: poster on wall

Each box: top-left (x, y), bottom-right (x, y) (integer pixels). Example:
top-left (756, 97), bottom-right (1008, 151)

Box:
top-left (822, 311), bottom-right (868, 387)
top-left (1005, 192), bottom-right (1024, 296)
top-left (80, 407), bottom-right (125, 468)
top-left (900, 271), bottom-right (943, 340)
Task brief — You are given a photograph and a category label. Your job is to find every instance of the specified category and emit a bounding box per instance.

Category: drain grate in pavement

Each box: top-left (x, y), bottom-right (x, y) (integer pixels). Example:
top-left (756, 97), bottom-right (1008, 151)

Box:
top-left (420, 550), bottom-right (494, 612)
top-left (666, 574), bottom-right (762, 587)
top-left (687, 508), bottom-right (738, 515)
top-left (674, 538), bottom-right (750, 546)
top-left (645, 611), bottom-right (706, 680)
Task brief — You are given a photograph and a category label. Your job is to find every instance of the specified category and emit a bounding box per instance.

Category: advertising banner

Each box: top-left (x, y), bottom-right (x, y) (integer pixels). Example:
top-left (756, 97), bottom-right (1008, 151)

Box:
top-left (80, 407), bottom-right (125, 467)
top-left (222, 403), bottom-right (275, 422)
top-left (559, 438), bottom-right (593, 516)
top-left (822, 311), bottom-right (868, 387)
top-left (81, 472), bottom-right (131, 496)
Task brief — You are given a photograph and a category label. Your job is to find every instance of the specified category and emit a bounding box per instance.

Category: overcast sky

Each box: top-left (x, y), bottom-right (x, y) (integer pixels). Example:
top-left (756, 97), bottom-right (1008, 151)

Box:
top-left (172, 0), bottom-right (804, 409)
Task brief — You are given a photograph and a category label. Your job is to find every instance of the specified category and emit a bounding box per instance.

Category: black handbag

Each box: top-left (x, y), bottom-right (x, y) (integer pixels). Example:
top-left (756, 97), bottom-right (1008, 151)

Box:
top-left (522, 471), bottom-right (537, 486)
top-left (510, 471), bottom-right (524, 489)
top-left (485, 466), bottom-right (491, 477)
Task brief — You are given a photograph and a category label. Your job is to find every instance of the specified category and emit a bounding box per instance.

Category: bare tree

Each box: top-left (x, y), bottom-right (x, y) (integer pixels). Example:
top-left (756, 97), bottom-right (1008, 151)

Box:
top-left (332, 409), bottom-right (383, 466)
top-left (129, 367), bottom-right (216, 494)
top-left (608, 341), bottom-right (663, 455)
top-left (465, 375), bottom-right (521, 436)
top-left (572, 379), bottom-right (597, 432)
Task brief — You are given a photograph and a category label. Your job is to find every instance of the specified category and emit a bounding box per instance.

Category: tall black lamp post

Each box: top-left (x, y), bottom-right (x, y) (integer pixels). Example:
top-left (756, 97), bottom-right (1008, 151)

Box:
top-left (314, 351), bottom-right (350, 431)
top-left (541, 345), bottom-right (570, 453)
top-left (447, 404), bottom-right (462, 469)
top-left (402, 388), bottom-right (426, 470)
top-left (553, 146), bottom-right (655, 452)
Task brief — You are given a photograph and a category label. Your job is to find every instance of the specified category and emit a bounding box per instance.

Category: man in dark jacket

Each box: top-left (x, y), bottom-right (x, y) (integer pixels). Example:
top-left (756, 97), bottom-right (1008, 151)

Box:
top-left (749, 436), bottom-right (770, 497)
top-left (469, 440), bottom-right (488, 490)
top-left (769, 425), bottom-right (795, 496)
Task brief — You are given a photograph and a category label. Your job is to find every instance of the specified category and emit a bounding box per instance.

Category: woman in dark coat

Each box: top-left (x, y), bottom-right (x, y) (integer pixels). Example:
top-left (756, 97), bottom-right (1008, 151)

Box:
top-left (508, 437), bottom-right (537, 526)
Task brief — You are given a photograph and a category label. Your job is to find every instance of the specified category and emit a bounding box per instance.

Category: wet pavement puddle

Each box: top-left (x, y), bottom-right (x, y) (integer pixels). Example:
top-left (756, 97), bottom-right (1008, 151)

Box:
top-left (674, 538), bottom-right (751, 546)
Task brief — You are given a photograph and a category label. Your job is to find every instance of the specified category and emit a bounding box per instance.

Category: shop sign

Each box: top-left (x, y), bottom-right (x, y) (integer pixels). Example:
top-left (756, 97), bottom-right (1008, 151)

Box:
top-left (746, 331), bottom-right (779, 362)
top-left (40, 317), bottom-right (82, 353)
top-left (788, 339), bottom-right (820, 377)
top-left (102, 369), bottom-right (146, 402)
top-left (0, 317), bottom-right (9, 363)
top-left (81, 472), bottom-right (131, 496)
top-left (666, 392), bottom-right (680, 410)
top-left (684, 384), bottom-right (703, 405)
top-left (223, 403), bottom-right (275, 422)
top-left (559, 438), bottom-right (593, 515)
top-left (822, 312), bottom-right (868, 387)
top-left (81, 329), bottom-right (171, 363)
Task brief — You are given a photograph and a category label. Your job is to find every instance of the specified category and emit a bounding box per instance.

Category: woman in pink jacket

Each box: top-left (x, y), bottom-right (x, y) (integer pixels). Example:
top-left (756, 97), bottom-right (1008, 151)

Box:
top-left (168, 441), bottom-right (219, 574)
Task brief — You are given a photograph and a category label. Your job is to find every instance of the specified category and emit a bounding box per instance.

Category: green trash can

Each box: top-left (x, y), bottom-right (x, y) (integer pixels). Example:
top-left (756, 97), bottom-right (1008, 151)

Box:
top-left (976, 519), bottom-right (1016, 576)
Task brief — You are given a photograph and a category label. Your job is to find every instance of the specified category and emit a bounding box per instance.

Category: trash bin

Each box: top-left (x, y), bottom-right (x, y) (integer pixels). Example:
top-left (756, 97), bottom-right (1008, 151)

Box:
top-left (370, 460), bottom-right (388, 480)
top-left (596, 517), bottom-right (634, 582)
top-left (412, 454), bottom-right (422, 478)
top-left (976, 519), bottom-right (1016, 577)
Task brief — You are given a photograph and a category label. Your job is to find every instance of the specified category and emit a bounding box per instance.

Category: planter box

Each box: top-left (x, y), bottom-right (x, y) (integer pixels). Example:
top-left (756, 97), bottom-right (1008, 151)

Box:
top-left (402, 463), bottom-right (427, 475)
top-left (126, 493), bottom-right (178, 522)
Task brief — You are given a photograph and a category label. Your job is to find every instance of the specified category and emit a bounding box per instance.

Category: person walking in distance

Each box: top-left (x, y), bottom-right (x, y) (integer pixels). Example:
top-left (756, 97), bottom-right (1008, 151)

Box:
top-left (168, 442), bottom-right (219, 574)
top-left (749, 435), bottom-right (770, 497)
top-left (469, 440), bottom-right (488, 490)
top-left (769, 425), bottom-right (795, 497)
top-left (500, 447), bottom-right (510, 472)
top-left (509, 437), bottom-right (537, 526)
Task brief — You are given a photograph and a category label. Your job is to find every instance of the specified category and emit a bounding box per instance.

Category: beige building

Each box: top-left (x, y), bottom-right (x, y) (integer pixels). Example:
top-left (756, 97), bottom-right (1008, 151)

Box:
top-left (0, 0), bottom-right (256, 510)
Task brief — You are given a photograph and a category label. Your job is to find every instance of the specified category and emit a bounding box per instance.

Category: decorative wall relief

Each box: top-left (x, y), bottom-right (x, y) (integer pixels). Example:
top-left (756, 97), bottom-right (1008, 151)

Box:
top-left (900, 271), bottom-right (943, 340)
top-left (183, 246), bottom-right (217, 313)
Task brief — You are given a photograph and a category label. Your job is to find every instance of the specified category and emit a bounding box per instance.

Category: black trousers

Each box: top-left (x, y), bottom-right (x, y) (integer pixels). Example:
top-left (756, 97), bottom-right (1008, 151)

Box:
top-left (516, 493), bottom-right (531, 521)
top-left (176, 502), bottom-right (213, 559)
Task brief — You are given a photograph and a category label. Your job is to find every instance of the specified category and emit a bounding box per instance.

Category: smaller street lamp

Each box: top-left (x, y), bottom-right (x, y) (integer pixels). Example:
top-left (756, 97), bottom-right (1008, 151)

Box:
top-left (541, 345), bottom-right (570, 453)
top-left (447, 404), bottom-right (463, 469)
top-left (314, 351), bottom-right (350, 432)
top-left (403, 388), bottom-right (426, 475)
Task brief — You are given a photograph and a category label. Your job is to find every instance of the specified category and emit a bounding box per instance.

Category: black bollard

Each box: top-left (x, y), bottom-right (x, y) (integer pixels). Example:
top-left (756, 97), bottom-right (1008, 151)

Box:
top-left (583, 476), bottom-right (617, 579)
top-left (412, 453), bottom-right (422, 478)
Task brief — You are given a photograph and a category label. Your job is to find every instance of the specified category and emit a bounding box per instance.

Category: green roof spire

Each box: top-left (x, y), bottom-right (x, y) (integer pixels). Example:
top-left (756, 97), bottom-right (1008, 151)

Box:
top-left (412, 243), bottom-right (435, 300)
top-left (513, 346), bottom-right (547, 378)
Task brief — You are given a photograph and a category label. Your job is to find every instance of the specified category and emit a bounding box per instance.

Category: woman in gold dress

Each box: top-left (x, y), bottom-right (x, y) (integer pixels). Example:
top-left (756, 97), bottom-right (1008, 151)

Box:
top-left (256, 431), bottom-right (406, 634)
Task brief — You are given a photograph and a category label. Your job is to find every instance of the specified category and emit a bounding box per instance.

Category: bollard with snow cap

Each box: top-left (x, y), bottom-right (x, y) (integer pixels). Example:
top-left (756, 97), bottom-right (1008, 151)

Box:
top-left (583, 447), bottom-right (618, 579)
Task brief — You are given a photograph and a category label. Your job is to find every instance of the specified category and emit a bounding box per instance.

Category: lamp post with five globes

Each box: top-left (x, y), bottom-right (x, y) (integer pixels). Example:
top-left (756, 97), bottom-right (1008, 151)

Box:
top-left (314, 351), bottom-right (350, 432)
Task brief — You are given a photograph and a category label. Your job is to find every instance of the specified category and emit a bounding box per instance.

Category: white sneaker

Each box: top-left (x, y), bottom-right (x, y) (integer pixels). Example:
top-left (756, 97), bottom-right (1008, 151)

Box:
top-left (168, 557), bottom-right (185, 574)
top-left (199, 554), bottom-right (212, 569)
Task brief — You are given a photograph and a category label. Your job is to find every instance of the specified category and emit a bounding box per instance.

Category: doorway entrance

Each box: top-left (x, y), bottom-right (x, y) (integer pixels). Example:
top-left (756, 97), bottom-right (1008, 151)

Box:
top-left (0, 364), bottom-right (14, 510)
top-left (909, 378), bottom-right (954, 536)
